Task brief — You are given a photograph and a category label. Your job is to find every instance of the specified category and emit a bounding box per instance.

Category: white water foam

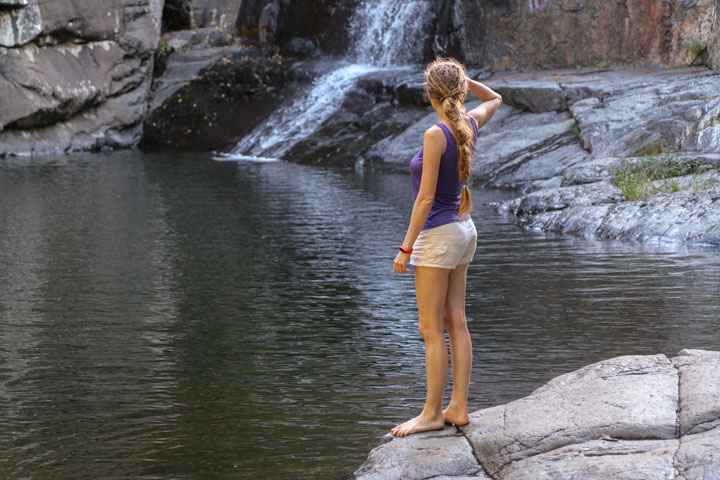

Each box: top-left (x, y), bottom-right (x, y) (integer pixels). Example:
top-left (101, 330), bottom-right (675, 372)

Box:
top-left (212, 152), bottom-right (280, 163)
top-left (350, 0), bottom-right (433, 67)
top-left (228, 63), bottom-right (376, 158)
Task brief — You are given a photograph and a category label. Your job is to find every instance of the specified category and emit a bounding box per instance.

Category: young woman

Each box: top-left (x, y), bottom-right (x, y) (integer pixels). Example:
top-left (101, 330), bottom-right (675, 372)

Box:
top-left (391, 58), bottom-right (502, 437)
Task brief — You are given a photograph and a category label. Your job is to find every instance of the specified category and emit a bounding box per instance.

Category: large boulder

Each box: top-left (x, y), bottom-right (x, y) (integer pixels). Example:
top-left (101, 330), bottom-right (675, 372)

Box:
top-left (0, 0), bottom-right (162, 156)
top-left (354, 350), bottom-right (720, 480)
top-left (142, 37), bottom-right (311, 152)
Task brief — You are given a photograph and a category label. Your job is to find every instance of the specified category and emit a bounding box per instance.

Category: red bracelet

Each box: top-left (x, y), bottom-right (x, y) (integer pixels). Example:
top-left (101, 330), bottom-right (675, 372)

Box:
top-left (399, 245), bottom-right (413, 254)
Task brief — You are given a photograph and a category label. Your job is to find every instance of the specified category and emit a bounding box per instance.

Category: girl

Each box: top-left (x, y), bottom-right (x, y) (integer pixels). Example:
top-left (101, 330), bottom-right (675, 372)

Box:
top-left (391, 58), bottom-right (502, 437)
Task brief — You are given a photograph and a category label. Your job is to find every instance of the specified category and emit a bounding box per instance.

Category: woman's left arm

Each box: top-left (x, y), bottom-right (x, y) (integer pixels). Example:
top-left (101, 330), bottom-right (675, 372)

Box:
top-left (393, 127), bottom-right (446, 274)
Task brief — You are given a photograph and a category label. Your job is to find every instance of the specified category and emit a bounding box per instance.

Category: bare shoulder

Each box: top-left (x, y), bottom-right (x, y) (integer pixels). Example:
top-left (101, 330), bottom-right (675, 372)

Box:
top-left (424, 125), bottom-right (444, 137)
top-left (423, 125), bottom-right (446, 152)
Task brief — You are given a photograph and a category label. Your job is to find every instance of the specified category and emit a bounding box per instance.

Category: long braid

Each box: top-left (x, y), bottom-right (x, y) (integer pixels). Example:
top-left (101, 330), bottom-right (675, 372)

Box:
top-left (425, 57), bottom-right (475, 218)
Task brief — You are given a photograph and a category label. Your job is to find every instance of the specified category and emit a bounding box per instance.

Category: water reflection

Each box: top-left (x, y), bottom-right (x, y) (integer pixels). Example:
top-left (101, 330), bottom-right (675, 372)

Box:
top-left (0, 151), bottom-right (718, 479)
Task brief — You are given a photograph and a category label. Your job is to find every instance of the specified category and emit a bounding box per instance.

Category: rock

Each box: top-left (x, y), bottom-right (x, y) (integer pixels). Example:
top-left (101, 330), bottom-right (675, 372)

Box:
top-left (486, 73), bottom-right (567, 113)
top-left (673, 349), bottom-right (720, 436)
top-left (187, 0), bottom-right (241, 29)
top-left (0, 0), bottom-right (162, 156)
top-left (353, 429), bottom-right (488, 480)
top-left (500, 438), bottom-right (678, 480)
top-left (280, 37), bottom-right (317, 58)
top-left (238, 0), bottom-right (358, 56)
top-left (437, 0), bottom-right (720, 72)
top-left (142, 41), bottom-right (309, 152)
top-left (497, 173), bottom-right (720, 245)
top-left (451, 65), bottom-right (720, 245)
top-left (280, 68), bottom-right (429, 167)
top-left (353, 350), bottom-right (720, 480)
top-left (675, 425), bottom-right (720, 479)
top-left (465, 354), bottom-right (678, 476)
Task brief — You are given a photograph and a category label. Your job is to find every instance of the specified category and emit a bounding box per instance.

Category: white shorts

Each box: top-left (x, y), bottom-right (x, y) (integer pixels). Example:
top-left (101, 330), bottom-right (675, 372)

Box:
top-left (409, 218), bottom-right (477, 269)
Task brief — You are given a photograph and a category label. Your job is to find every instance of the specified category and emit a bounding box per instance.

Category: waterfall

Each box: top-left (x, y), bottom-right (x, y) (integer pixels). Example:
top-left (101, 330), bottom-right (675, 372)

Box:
top-left (350, 0), bottom-right (433, 67)
top-left (215, 0), bottom-right (432, 161)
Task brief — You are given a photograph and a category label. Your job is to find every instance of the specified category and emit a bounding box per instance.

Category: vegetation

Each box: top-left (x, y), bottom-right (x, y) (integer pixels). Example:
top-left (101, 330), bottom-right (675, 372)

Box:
top-left (683, 38), bottom-right (707, 57)
top-left (611, 155), bottom-right (703, 201)
top-left (158, 38), bottom-right (169, 53)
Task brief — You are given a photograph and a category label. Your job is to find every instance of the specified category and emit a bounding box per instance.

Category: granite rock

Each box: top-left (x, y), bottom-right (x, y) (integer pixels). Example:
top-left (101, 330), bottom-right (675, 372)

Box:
top-left (353, 350), bottom-right (720, 480)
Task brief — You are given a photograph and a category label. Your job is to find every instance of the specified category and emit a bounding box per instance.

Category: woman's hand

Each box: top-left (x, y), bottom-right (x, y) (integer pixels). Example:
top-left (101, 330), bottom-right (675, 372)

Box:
top-left (393, 251), bottom-right (411, 274)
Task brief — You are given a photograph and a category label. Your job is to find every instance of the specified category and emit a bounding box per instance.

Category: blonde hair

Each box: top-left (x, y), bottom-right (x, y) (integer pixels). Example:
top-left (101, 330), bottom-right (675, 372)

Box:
top-left (424, 57), bottom-right (474, 218)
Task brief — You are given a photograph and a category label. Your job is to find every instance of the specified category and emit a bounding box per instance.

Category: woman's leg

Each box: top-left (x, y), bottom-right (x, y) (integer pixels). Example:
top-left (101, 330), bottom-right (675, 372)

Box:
top-left (391, 265), bottom-right (451, 437)
top-left (442, 262), bottom-right (472, 426)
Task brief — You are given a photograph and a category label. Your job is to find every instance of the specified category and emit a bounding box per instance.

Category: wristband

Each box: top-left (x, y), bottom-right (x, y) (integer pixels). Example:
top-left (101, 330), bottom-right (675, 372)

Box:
top-left (399, 245), bottom-right (413, 254)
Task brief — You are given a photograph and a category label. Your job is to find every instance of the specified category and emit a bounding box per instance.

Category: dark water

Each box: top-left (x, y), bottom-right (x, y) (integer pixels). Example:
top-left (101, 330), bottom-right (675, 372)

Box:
top-left (1, 150), bottom-right (718, 479)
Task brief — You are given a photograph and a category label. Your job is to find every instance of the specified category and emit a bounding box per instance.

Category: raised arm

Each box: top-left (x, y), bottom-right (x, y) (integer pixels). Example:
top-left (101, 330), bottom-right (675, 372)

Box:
top-left (466, 78), bottom-right (502, 129)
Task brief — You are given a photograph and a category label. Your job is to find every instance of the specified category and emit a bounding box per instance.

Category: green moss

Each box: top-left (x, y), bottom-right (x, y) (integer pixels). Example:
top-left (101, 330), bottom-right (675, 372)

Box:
top-left (158, 38), bottom-right (169, 53)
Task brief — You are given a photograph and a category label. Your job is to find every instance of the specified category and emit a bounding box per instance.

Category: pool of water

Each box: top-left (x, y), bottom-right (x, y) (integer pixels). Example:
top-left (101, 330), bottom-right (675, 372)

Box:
top-left (0, 150), bottom-right (718, 479)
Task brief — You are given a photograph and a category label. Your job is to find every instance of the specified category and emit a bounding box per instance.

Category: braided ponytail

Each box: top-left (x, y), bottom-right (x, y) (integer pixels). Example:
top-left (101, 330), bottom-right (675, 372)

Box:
top-left (425, 58), bottom-right (475, 218)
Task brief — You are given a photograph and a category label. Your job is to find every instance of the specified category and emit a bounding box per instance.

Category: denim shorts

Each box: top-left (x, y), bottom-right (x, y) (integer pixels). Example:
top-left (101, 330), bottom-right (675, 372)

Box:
top-left (409, 218), bottom-right (477, 269)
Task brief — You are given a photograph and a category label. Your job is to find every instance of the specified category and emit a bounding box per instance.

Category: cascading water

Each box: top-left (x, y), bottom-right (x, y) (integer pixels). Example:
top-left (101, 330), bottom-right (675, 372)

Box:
top-left (216, 0), bottom-right (432, 161)
top-left (350, 0), bottom-right (433, 67)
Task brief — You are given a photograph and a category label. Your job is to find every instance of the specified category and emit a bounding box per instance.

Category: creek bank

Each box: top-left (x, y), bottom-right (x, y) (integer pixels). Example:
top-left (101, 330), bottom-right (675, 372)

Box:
top-left (369, 65), bottom-right (720, 246)
top-left (353, 349), bottom-right (720, 480)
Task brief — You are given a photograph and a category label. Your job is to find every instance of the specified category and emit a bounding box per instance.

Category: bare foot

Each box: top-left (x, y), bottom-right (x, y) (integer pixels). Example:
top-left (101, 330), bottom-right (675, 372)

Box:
top-left (390, 413), bottom-right (445, 437)
top-left (442, 404), bottom-right (469, 426)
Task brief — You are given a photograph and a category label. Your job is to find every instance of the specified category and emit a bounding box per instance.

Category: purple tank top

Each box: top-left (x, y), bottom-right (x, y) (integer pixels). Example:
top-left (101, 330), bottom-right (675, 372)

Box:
top-left (410, 116), bottom-right (478, 230)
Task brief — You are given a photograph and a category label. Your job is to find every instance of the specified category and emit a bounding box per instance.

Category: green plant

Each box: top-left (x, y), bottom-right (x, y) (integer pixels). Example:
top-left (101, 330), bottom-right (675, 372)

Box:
top-left (684, 39), bottom-right (707, 57)
top-left (611, 155), bottom-right (703, 201)
top-left (158, 38), bottom-right (169, 53)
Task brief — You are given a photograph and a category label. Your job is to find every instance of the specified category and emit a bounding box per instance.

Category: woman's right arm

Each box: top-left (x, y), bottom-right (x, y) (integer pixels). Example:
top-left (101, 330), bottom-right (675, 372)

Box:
top-left (466, 78), bottom-right (502, 128)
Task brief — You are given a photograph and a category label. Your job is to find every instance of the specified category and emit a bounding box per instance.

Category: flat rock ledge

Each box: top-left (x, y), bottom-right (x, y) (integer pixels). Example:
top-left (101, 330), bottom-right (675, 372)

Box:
top-left (353, 349), bottom-right (720, 480)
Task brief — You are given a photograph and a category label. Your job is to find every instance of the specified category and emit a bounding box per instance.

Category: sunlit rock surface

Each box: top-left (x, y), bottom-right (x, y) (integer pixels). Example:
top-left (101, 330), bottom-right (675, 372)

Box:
top-left (354, 349), bottom-right (720, 480)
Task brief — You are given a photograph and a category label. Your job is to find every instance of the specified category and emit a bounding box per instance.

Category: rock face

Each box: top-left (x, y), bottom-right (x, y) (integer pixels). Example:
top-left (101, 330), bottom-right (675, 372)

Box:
top-left (439, 0), bottom-right (720, 72)
top-left (353, 349), bottom-right (720, 480)
top-left (0, 0), bottom-right (162, 156)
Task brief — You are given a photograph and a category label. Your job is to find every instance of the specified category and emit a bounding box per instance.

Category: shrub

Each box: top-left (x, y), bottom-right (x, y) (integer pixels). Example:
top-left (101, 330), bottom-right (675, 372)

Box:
top-left (611, 156), bottom-right (702, 201)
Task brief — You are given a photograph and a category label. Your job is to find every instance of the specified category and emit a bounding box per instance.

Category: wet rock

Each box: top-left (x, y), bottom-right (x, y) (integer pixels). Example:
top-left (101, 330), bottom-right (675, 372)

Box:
top-left (354, 350), bottom-right (720, 480)
top-left (142, 41), bottom-right (309, 152)
top-left (282, 68), bottom-right (429, 167)
top-left (280, 37), bottom-right (318, 58)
